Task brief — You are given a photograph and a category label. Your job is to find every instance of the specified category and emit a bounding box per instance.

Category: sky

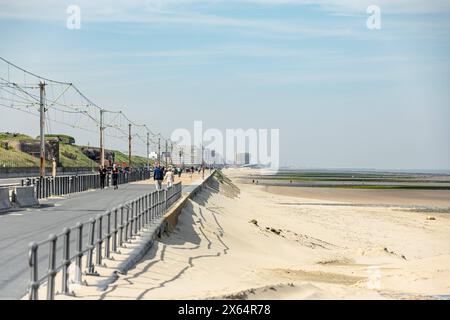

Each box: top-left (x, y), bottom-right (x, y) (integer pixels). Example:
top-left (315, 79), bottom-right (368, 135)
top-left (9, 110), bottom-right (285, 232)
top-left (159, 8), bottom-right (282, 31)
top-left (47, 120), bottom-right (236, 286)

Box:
top-left (0, 0), bottom-right (449, 170)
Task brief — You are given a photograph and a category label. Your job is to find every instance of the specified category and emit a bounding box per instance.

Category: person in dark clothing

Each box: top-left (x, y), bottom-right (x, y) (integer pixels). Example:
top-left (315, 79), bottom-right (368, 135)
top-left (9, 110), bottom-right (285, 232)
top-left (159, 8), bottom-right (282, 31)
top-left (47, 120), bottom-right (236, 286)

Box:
top-left (153, 162), bottom-right (164, 191)
top-left (99, 166), bottom-right (106, 189)
top-left (112, 164), bottom-right (119, 190)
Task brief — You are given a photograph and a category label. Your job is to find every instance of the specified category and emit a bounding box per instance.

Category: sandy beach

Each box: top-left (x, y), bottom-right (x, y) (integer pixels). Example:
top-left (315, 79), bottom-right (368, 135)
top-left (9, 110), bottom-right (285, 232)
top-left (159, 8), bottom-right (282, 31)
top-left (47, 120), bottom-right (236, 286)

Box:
top-left (72, 168), bottom-right (450, 300)
top-left (261, 185), bottom-right (450, 207)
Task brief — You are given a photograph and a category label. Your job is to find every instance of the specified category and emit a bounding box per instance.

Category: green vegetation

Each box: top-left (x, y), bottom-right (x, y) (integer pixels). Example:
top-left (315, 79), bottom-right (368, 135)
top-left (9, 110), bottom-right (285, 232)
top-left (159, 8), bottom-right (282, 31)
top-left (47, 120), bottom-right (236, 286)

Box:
top-left (0, 133), bottom-right (35, 142)
top-left (44, 134), bottom-right (75, 145)
top-left (215, 169), bottom-right (225, 183)
top-left (0, 146), bottom-right (50, 167)
top-left (59, 144), bottom-right (98, 168)
top-left (250, 170), bottom-right (450, 191)
top-left (0, 131), bottom-right (151, 168)
top-left (256, 171), bottom-right (450, 184)
top-left (113, 150), bottom-right (149, 167)
top-left (328, 185), bottom-right (450, 190)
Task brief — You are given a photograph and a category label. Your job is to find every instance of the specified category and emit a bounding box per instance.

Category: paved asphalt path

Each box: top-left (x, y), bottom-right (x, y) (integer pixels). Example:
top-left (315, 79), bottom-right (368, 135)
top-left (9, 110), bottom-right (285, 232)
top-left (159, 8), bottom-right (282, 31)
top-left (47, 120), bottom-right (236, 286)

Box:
top-left (0, 182), bottom-right (159, 300)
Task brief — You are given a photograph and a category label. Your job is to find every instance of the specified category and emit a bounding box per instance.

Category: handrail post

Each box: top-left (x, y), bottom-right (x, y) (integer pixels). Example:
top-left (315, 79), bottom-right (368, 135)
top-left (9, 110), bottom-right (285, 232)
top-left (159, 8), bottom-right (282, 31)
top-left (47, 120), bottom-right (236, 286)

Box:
top-left (28, 242), bottom-right (39, 300)
top-left (61, 227), bottom-right (71, 294)
top-left (119, 206), bottom-right (124, 247)
top-left (145, 194), bottom-right (149, 226)
top-left (105, 211), bottom-right (111, 259)
top-left (75, 222), bottom-right (83, 283)
top-left (139, 197), bottom-right (142, 230)
top-left (112, 208), bottom-right (118, 252)
top-left (149, 193), bottom-right (153, 222)
top-left (86, 218), bottom-right (96, 274)
top-left (47, 234), bottom-right (57, 300)
top-left (134, 199), bottom-right (138, 235)
top-left (152, 192), bottom-right (155, 221)
top-left (164, 189), bottom-right (168, 213)
top-left (157, 191), bottom-right (160, 218)
top-left (124, 203), bottom-right (130, 243)
top-left (129, 201), bottom-right (134, 238)
top-left (96, 215), bottom-right (103, 266)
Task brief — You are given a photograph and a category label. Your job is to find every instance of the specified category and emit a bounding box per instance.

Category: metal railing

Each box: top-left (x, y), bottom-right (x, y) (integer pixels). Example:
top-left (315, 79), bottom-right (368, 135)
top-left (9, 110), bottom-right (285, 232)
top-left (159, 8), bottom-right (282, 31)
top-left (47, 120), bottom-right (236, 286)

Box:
top-left (22, 170), bottom-right (151, 200)
top-left (27, 181), bottom-right (182, 300)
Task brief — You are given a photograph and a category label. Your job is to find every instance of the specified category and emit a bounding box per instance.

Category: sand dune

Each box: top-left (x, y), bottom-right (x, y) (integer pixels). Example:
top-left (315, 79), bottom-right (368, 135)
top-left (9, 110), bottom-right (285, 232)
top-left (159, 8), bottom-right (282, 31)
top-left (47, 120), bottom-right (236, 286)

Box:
top-left (74, 168), bottom-right (450, 300)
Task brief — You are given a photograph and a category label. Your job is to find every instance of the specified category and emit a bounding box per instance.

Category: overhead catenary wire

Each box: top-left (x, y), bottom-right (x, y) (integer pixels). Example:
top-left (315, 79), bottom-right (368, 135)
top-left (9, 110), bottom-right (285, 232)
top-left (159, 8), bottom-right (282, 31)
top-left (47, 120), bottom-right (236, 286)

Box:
top-left (0, 56), bottom-right (170, 158)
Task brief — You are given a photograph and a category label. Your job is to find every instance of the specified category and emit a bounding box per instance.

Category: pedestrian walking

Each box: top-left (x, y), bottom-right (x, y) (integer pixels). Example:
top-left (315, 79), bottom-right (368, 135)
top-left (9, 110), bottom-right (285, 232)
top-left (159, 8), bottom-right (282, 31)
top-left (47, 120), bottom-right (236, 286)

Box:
top-left (99, 166), bottom-right (106, 189)
top-left (51, 157), bottom-right (57, 178)
top-left (112, 164), bottom-right (119, 190)
top-left (165, 168), bottom-right (174, 188)
top-left (154, 162), bottom-right (164, 191)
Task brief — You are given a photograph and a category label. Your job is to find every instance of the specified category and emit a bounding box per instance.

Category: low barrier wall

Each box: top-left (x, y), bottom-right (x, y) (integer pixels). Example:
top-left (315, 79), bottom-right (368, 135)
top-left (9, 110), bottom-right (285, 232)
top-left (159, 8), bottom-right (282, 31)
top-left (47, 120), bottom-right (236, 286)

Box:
top-left (0, 187), bottom-right (12, 211)
top-left (13, 186), bottom-right (39, 207)
top-left (162, 170), bottom-right (216, 235)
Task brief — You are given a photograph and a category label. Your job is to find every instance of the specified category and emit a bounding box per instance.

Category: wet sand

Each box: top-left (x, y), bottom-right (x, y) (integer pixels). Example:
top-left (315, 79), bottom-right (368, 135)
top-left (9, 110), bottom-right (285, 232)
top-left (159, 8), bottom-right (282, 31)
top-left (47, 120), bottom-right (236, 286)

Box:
top-left (262, 185), bottom-right (450, 207)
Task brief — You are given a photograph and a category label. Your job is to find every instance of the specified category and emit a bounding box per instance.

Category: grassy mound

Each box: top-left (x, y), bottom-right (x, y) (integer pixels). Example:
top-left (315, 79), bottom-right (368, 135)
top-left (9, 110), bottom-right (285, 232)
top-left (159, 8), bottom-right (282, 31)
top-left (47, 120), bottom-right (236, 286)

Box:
top-left (59, 144), bottom-right (98, 168)
top-left (0, 146), bottom-right (49, 167)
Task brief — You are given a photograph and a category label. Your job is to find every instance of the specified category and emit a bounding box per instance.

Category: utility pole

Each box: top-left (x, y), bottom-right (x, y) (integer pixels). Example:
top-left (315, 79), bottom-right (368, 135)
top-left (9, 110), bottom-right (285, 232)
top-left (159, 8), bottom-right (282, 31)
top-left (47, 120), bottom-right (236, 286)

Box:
top-left (201, 143), bottom-right (205, 180)
top-left (170, 142), bottom-right (174, 166)
top-left (146, 132), bottom-right (150, 169)
top-left (39, 81), bottom-right (46, 178)
top-left (128, 124), bottom-right (132, 170)
top-left (158, 137), bottom-right (161, 163)
top-left (165, 140), bottom-right (168, 167)
top-left (100, 109), bottom-right (105, 168)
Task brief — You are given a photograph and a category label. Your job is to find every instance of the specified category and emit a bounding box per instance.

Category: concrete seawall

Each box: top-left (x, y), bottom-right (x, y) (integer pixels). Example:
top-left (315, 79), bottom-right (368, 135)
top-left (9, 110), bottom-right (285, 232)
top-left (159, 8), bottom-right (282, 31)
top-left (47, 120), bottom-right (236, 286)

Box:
top-left (114, 170), bottom-right (217, 276)
top-left (162, 170), bottom-right (216, 233)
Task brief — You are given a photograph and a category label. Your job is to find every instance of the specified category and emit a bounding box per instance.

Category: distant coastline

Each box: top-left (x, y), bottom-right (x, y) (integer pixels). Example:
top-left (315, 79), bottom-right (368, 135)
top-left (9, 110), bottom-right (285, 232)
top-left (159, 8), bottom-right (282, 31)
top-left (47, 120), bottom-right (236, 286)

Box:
top-left (240, 169), bottom-right (450, 190)
top-left (276, 167), bottom-right (450, 176)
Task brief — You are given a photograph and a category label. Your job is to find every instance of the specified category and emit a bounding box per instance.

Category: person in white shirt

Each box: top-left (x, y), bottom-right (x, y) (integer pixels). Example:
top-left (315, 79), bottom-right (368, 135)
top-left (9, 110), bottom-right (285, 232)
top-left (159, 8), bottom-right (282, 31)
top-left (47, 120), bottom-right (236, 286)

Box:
top-left (164, 168), bottom-right (174, 188)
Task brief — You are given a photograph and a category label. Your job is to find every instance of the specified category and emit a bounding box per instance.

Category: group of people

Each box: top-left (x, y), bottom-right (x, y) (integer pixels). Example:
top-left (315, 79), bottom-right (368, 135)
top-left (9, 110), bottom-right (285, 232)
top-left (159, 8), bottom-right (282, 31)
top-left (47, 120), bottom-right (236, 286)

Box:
top-left (98, 164), bottom-right (120, 190)
top-left (153, 162), bottom-right (177, 191)
top-left (98, 162), bottom-right (206, 193)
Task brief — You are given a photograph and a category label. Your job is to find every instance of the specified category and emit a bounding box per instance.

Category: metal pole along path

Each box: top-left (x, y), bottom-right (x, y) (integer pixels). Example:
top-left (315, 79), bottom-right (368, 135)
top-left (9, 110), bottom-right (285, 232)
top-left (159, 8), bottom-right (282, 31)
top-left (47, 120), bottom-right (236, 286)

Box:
top-left (61, 227), bottom-right (71, 294)
top-left (28, 242), bottom-right (39, 300)
top-left (39, 81), bottom-right (46, 178)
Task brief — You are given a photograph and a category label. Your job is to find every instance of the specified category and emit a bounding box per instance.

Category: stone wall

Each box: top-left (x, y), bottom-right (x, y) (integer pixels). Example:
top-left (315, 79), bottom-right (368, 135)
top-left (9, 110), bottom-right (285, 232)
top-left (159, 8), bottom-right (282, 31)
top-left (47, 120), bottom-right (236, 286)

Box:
top-left (19, 139), bottom-right (60, 164)
top-left (80, 147), bottom-right (115, 165)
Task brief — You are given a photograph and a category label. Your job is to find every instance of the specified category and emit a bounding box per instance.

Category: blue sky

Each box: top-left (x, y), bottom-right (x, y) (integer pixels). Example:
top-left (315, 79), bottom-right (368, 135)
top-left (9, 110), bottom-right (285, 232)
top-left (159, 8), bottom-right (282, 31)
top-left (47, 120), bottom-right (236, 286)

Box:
top-left (0, 0), bottom-right (449, 170)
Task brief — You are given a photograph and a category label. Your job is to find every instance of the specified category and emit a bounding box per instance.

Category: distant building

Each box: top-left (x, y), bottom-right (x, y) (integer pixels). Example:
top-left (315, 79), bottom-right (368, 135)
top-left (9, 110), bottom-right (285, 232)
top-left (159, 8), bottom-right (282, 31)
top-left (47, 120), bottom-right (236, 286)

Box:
top-left (172, 144), bottom-right (224, 166)
top-left (235, 152), bottom-right (250, 165)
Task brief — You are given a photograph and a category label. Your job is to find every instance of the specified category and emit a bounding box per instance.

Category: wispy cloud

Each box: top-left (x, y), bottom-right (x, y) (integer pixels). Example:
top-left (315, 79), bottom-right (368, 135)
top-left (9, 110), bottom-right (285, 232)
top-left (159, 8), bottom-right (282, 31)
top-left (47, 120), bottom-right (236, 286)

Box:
top-left (1, 0), bottom-right (448, 39)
